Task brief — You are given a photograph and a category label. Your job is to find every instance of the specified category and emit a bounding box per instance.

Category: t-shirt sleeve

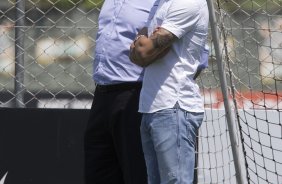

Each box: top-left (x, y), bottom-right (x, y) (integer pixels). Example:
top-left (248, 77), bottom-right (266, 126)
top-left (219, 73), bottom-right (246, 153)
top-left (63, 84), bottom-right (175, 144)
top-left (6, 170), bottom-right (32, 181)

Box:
top-left (161, 1), bottom-right (200, 38)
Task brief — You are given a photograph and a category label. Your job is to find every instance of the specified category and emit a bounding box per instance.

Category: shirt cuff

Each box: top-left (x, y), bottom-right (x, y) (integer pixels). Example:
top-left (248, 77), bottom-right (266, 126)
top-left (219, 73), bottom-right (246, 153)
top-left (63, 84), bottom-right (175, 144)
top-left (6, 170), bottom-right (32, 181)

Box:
top-left (161, 22), bottom-right (185, 39)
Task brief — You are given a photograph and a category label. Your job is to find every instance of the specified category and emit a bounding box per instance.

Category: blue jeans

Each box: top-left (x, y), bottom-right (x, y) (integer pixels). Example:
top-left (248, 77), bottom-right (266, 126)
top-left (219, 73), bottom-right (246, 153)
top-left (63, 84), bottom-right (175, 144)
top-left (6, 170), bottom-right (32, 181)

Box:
top-left (140, 106), bottom-right (204, 184)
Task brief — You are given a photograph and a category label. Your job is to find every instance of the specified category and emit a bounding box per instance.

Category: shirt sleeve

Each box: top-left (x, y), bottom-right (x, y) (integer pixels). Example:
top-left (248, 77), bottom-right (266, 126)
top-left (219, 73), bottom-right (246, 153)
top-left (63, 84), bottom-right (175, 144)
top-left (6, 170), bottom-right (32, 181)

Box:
top-left (161, 0), bottom-right (201, 38)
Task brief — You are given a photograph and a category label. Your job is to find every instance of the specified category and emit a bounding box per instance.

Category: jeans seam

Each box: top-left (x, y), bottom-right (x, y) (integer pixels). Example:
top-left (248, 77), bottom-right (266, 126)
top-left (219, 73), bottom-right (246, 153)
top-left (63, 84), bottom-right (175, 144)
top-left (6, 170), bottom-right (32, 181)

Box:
top-left (185, 112), bottom-right (193, 144)
top-left (176, 108), bottom-right (181, 184)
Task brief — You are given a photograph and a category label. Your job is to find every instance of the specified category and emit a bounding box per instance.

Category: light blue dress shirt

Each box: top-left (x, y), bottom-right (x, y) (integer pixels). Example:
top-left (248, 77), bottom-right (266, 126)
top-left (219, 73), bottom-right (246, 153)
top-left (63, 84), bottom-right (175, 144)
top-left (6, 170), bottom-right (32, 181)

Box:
top-left (93, 0), bottom-right (157, 85)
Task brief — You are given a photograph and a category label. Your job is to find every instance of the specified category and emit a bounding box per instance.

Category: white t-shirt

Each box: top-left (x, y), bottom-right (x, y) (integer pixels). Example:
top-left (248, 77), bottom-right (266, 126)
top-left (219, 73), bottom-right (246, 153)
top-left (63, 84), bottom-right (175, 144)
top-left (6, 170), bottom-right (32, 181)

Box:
top-left (139, 0), bottom-right (209, 113)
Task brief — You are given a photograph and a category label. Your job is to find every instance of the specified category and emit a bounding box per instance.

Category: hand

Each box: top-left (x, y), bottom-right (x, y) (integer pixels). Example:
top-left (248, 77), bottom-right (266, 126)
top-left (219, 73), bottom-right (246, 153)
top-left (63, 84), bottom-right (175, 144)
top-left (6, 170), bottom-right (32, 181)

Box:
top-left (130, 36), bottom-right (154, 67)
top-left (129, 27), bottom-right (176, 67)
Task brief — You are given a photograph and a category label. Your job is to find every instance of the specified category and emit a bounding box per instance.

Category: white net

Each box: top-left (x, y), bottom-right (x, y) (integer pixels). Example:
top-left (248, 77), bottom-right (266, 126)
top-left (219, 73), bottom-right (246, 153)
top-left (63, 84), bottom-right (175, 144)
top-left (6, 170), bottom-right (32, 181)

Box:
top-left (196, 0), bottom-right (282, 183)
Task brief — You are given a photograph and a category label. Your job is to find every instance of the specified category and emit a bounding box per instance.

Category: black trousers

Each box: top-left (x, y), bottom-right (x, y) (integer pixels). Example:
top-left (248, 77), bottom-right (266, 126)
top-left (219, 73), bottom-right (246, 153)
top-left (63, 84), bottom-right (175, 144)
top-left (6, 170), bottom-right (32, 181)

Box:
top-left (84, 82), bottom-right (147, 184)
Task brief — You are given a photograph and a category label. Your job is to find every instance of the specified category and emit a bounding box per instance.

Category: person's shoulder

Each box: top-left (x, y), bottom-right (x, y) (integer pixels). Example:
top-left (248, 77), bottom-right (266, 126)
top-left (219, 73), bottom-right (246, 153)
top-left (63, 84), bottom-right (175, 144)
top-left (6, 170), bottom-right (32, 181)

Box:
top-left (169, 0), bottom-right (201, 12)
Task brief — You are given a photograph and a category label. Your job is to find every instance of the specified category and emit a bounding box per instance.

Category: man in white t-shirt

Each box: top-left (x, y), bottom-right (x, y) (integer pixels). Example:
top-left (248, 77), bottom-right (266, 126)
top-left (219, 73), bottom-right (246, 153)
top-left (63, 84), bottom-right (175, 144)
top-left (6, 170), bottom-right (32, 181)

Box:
top-left (129, 0), bottom-right (209, 183)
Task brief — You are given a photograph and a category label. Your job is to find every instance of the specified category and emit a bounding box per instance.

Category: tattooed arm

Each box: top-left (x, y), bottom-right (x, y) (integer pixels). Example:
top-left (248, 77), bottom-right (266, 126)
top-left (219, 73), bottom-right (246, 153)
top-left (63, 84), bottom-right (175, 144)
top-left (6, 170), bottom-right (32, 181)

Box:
top-left (129, 27), bottom-right (177, 67)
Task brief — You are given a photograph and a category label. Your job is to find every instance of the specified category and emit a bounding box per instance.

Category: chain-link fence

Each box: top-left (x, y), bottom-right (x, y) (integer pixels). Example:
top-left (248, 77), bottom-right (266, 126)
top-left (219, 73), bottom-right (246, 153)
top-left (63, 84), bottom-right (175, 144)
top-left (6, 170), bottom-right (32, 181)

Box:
top-left (0, 0), bottom-right (104, 108)
top-left (1, 0), bottom-right (281, 109)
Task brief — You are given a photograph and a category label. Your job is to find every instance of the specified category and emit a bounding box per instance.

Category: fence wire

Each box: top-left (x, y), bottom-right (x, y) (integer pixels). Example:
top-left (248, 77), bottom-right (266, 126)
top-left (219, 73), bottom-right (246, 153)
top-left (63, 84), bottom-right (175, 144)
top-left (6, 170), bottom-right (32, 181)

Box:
top-left (0, 0), bottom-right (102, 108)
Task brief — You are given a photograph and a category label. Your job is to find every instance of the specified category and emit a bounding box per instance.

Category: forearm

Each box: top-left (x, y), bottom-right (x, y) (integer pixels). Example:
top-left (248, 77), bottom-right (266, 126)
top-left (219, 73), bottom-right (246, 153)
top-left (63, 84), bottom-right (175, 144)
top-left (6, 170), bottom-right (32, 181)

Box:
top-left (129, 27), bottom-right (176, 67)
top-left (129, 36), bottom-right (161, 67)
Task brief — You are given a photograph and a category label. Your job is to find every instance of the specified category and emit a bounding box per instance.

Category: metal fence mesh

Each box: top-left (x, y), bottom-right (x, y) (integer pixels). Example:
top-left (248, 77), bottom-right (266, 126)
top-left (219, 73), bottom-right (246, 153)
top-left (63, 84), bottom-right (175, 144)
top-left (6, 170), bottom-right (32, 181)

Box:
top-left (0, 0), bottom-right (103, 108)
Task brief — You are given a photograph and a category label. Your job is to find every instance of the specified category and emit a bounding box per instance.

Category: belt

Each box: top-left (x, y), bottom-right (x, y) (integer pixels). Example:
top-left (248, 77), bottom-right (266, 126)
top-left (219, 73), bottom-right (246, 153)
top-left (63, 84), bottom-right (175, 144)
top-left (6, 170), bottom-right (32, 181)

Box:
top-left (96, 82), bottom-right (142, 93)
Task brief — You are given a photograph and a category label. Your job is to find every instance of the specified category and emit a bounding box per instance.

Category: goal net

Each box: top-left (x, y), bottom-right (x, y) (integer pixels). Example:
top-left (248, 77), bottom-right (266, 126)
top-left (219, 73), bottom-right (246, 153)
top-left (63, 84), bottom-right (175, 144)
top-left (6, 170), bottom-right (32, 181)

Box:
top-left (196, 0), bottom-right (282, 183)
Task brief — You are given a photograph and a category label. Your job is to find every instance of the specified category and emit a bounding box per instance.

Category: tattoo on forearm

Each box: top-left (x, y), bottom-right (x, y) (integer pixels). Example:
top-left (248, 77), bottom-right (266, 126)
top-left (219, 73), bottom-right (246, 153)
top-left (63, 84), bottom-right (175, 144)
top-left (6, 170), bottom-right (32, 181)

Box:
top-left (151, 30), bottom-right (175, 49)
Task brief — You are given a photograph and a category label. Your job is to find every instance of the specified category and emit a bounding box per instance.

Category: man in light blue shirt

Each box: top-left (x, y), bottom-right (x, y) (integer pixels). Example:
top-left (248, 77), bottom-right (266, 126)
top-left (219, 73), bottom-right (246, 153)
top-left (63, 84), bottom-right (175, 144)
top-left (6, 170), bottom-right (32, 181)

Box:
top-left (93, 1), bottom-right (157, 84)
top-left (84, 0), bottom-right (157, 184)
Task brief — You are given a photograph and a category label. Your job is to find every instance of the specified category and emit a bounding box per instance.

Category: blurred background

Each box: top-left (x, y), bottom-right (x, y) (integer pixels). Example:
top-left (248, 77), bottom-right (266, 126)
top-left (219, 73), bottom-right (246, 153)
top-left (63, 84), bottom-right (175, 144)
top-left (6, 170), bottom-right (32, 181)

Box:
top-left (0, 0), bottom-right (281, 109)
top-left (0, 0), bottom-right (103, 108)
